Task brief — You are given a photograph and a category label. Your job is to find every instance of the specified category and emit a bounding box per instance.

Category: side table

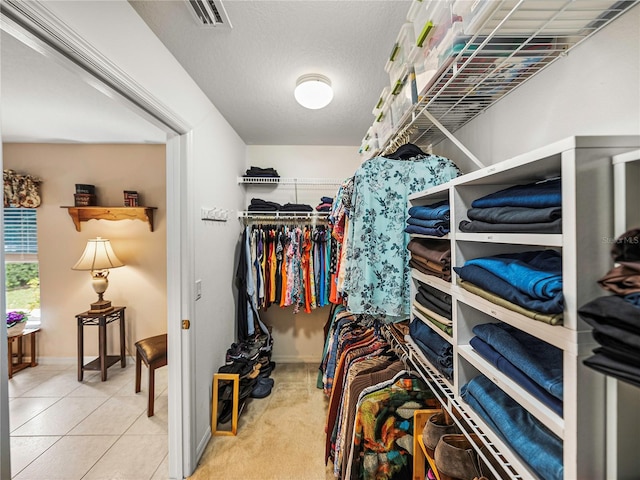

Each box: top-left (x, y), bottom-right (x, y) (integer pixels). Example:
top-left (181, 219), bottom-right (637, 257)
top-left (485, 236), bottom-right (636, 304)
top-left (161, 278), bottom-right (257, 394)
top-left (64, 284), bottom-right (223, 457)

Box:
top-left (7, 328), bottom-right (41, 379)
top-left (77, 306), bottom-right (126, 381)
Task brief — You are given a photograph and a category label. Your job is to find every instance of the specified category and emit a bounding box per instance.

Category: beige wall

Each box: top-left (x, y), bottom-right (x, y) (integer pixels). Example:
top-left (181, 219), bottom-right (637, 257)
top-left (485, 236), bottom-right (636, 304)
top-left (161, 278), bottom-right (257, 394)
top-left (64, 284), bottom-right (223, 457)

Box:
top-left (4, 143), bottom-right (166, 361)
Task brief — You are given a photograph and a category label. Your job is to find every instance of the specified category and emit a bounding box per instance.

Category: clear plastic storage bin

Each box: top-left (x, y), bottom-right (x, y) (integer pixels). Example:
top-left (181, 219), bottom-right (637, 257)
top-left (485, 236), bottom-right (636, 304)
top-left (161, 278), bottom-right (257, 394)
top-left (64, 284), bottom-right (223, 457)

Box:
top-left (385, 22), bottom-right (416, 89)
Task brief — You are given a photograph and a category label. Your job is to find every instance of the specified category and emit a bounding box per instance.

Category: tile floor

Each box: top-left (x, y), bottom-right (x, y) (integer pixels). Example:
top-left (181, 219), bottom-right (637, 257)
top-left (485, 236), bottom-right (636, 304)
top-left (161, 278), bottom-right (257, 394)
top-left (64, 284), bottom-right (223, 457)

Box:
top-left (8, 362), bottom-right (168, 480)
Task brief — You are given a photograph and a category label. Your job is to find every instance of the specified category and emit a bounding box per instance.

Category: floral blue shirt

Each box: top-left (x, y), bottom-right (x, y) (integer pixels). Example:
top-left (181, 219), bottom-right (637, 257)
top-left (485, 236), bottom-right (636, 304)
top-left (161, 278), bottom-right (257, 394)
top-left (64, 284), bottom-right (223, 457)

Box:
top-left (343, 155), bottom-right (461, 321)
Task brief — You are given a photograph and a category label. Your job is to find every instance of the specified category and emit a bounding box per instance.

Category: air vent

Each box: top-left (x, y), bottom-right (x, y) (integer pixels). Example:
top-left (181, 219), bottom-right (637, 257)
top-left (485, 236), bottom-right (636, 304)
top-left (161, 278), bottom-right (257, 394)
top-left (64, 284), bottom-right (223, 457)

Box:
top-left (186, 0), bottom-right (232, 28)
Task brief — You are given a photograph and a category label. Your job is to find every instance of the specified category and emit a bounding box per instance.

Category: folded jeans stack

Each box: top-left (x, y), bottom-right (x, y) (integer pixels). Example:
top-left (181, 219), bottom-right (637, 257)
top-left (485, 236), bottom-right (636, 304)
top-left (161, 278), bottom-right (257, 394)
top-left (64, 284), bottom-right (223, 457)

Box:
top-left (405, 200), bottom-right (451, 237)
top-left (459, 178), bottom-right (562, 234)
top-left (409, 318), bottom-right (453, 380)
top-left (580, 227), bottom-right (640, 387)
top-left (247, 198), bottom-right (282, 212)
top-left (414, 281), bottom-right (452, 336)
top-left (461, 374), bottom-right (563, 480)
top-left (470, 322), bottom-right (563, 415)
top-left (454, 250), bottom-right (564, 325)
top-left (407, 237), bottom-right (452, 281)
top-left (243, 166), bottom-right (280, 178)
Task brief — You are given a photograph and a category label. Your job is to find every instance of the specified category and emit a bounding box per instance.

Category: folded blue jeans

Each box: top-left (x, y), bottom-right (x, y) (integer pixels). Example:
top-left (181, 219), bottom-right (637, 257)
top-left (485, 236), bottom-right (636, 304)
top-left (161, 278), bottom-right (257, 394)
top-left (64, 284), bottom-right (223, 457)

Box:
top-left (473, 323), bottom-right (563, 400)
top-left (471, 178), bottom-right (561, 209)
top-left (464, 250), bottom-right (562, 300)
top-left (470, 336), bottom-right (563, 415)
top-left (461, 375), bottom-right (563, 480)
top-left (454, 264), bottom-right (564, 314)
top-left (407, 201), bottom-right (450, 221)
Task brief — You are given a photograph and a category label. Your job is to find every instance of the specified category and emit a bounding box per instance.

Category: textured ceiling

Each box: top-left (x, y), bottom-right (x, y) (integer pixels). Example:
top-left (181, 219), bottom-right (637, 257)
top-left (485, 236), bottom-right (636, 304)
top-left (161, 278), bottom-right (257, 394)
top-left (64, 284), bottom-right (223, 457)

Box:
top-left (129, 0), bottom-right (411, 146)
top-left (1, 1), bottom-right (410, 146)
top-left (0, 31), bottom-right (167, 144)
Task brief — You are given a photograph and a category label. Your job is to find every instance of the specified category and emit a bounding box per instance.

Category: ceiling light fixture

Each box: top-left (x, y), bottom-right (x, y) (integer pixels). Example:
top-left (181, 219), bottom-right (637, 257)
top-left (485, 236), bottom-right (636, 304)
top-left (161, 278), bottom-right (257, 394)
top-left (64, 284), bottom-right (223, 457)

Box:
top-left (294, 74), bottom-right (333, 110)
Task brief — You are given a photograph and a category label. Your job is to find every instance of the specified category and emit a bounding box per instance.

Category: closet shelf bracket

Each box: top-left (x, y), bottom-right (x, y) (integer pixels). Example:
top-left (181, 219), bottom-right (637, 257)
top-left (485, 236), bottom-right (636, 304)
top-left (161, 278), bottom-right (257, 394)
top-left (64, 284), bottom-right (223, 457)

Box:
top-left (420, 109), bottom-right (485, 170)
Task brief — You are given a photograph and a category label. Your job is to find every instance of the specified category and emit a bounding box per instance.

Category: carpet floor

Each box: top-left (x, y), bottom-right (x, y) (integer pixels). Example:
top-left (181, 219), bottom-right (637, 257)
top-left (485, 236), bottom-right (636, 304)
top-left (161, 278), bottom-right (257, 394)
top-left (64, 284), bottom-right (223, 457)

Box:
top-left (188, 363), bottom-right (334, 480)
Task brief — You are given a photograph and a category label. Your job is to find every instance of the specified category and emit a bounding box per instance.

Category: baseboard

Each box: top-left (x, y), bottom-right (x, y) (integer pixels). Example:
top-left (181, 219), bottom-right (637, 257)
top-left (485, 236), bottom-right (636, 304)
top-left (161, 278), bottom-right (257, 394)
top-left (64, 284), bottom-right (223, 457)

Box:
top-left (270, 355), bottom-right (321, 364)
top-left (195, 428), bottom-right (212, 467)
top-left (37, 355), bottom-right (136, 366)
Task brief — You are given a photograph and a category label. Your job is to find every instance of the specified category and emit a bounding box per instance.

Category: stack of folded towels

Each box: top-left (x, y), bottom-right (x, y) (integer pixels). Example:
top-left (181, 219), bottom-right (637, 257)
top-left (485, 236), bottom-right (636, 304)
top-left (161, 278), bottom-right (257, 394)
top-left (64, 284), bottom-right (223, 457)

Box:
top-left (407, 238), bottom-right (452, 281)
top-left (454, 250), bottom-right (564, 325)
top-left (405, 200), bottom-right (450, 237)
top-left (459, 178), bottom-right (562, 234)
top-left (413, 281), bottom-right (452, 336)
top-left (579, 227), bottom-right (640, 387)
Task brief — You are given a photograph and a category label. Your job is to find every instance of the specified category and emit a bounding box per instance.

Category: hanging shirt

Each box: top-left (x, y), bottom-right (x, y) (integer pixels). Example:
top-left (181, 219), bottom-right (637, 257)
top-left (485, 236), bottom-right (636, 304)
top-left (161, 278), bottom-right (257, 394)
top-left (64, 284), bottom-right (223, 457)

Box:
top-left (343, 155), bottom-right (461, 321)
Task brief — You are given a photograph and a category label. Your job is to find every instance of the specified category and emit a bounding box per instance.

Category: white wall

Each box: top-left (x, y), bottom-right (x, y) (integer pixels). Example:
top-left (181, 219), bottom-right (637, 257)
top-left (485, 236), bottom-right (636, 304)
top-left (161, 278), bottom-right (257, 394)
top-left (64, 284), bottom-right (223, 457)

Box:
top-left (435, 4), bottom-right (640, 170)
top-left (41, 0), bottom-right (247, 472)
top-left (245, 145), bottom-right (361, 362)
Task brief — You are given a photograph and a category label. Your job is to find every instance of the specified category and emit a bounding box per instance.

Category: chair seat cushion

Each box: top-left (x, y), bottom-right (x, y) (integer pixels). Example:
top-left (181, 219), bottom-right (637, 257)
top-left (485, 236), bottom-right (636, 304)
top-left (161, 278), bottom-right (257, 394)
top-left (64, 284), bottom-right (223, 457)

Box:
top-left (135, 334), bottom-right (167, 364)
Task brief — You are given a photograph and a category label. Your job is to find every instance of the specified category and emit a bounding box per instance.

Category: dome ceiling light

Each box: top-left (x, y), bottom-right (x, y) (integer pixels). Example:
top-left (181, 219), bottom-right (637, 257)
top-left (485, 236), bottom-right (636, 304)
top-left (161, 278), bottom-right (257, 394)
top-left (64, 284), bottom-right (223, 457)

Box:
top-left (294, 74), bottom-right (333, 110)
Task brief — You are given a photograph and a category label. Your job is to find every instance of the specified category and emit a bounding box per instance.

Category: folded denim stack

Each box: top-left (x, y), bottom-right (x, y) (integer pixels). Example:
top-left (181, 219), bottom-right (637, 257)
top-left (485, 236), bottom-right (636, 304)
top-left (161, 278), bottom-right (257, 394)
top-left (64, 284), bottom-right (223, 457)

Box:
top-left (316, 196), bottom-right (333, 212)
top-left (580, 228), bottom-right (640, 387)
top-left (215, 333), bottom-right (276, 424)
top-left (407, 238), bottom-right (452, 281)
top-left (409, 318), bottom-right (453, 380)
top-left (461, 374), bottom-right (564, 480)
top-left (414, 281), bottom-right (452, 336)
top-left (280, 202), bottom-right (313, 212)
top-left (404, 200), bottom-right (451, 237)
top-left (243, 166), bottom-right (280, 178)
top-left (247, 198), bottom-right (282, 212)
top-left (459, 178), bottom-right (562, 234)
top-left (454, 250), bottom-right (564, 325)
top-left (470, 322), bottom-right (563, 415)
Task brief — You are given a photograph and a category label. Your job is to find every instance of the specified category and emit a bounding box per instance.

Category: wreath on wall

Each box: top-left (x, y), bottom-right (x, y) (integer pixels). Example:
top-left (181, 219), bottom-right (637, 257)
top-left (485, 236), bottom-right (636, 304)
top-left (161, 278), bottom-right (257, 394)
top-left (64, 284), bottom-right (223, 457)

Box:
top-left (3, 169), bottom-right (41, 208)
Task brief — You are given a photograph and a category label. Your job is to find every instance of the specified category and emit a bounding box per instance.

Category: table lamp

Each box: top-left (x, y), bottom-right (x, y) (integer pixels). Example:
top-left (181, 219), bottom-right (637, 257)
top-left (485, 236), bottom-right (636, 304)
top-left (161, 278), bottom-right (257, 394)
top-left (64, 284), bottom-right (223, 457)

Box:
top-left (72, 237), bottom-right (124, 313)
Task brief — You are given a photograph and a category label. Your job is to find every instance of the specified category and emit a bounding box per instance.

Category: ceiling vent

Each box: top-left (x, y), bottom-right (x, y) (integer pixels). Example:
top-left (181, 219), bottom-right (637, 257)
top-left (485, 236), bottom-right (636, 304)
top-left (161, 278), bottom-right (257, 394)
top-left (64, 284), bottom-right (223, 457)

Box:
top-left (185, 0), bottom-right (232, 28)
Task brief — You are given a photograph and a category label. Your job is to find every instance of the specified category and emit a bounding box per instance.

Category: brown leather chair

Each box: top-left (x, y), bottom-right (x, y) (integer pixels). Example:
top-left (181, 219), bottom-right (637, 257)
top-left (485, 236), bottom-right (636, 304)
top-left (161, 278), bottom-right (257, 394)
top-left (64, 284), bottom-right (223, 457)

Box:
top-left (135, 333), bottom-right (167, 417)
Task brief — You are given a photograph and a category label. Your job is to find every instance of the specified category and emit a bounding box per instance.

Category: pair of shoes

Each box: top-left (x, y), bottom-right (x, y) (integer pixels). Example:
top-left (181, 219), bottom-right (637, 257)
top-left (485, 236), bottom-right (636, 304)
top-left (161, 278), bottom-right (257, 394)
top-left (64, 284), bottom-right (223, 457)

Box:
top-left (250, 376), bottom-right (274, 398)
top-left (218, 358), bottom-right (254, 378)
top-left (422, 411), bottom-right (460, 458)
top-left (225, 342), bottom-right (260, 363)
top-left (434, 434), bottom-right (490, 480)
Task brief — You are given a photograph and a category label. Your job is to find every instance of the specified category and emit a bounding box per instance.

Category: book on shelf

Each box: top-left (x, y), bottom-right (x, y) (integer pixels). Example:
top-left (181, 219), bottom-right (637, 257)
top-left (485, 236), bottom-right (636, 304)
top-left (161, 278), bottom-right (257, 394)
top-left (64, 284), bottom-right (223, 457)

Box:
top-left (123, 190), bottom-right (139, 207)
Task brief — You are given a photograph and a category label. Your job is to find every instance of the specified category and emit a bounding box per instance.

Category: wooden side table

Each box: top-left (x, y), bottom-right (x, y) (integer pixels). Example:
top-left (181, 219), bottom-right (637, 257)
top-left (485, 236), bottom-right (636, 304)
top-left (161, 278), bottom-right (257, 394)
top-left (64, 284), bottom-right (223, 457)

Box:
top-left (76, 306), bottom-right (126, 381)
top-left (7, 328), bottom-right (41, 379)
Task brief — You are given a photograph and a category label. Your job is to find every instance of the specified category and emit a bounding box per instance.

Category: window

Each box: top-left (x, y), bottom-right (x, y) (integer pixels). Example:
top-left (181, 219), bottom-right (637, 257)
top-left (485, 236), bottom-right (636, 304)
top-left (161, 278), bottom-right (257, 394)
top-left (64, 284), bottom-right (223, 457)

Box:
top-left (4, 207), bottom-right (40, 322)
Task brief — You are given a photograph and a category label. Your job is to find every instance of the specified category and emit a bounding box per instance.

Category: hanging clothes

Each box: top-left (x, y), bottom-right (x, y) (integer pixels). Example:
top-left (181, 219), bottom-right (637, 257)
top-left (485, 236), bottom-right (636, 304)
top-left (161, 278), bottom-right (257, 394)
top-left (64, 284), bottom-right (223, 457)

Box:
top-left (343, 154), bottom-right (461, 322)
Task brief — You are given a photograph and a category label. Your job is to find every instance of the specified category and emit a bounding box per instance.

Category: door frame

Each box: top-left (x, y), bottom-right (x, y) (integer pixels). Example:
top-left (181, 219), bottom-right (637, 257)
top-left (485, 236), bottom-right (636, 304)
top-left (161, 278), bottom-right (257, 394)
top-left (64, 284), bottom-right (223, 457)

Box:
top-left (0, 2), bottom-right (195, 478)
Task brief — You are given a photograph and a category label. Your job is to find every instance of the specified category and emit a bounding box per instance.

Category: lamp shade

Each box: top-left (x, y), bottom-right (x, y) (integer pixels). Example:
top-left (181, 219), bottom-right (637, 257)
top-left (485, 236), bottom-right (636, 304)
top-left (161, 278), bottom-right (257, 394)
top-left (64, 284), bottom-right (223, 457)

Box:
top-left (72, 237), bottom-right (124, 271)
top-left (294, 74), bottom-right (333, 109)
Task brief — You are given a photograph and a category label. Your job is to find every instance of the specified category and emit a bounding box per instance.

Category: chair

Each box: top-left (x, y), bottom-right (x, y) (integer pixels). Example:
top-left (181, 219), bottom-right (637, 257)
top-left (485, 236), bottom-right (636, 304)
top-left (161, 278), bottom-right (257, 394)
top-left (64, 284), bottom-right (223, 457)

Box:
top-left (135, 333), bottom-right (167, 417)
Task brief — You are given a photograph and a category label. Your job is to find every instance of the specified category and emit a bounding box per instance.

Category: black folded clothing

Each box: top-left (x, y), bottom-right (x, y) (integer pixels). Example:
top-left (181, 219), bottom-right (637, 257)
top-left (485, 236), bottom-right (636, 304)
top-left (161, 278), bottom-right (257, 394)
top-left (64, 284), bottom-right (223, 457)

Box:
top-left (244, 166), bottom-right (280, 178)
top-left (248, 198), bottom-right (282, 211)
top-left (281, 203), bottom-right (313, 212)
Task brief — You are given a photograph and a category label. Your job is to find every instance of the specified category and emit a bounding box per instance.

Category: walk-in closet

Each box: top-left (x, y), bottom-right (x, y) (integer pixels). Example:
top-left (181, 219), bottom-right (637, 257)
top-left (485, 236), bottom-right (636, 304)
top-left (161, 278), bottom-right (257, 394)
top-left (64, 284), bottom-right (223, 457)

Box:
top-left (2, 1), bottom-right (639, 480)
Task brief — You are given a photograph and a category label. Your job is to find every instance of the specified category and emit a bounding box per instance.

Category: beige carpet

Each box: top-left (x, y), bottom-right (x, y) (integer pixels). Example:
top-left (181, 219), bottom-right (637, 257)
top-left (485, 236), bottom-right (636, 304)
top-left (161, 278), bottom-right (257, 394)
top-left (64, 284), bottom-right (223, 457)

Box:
top-left (188, 363), bottom-right (335, 480)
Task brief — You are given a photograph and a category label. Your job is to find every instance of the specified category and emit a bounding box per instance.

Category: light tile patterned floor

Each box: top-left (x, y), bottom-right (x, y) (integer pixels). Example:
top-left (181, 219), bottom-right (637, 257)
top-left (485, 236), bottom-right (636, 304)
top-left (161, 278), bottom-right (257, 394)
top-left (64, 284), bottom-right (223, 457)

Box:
top-left (8, 362), bottom-right (168, 480)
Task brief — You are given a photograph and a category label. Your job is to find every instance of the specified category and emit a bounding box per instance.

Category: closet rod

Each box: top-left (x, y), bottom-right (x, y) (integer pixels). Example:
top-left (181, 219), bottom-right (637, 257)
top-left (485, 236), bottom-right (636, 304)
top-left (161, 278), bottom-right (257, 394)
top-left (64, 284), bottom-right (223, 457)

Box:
top-left (238, 211), bottom-right (329, 225)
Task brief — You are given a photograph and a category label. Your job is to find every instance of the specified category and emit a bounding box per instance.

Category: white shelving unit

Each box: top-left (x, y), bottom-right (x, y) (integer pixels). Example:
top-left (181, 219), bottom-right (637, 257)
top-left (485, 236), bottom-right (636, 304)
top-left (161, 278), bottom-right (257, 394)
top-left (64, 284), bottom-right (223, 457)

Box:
top-left (402, 136), bottom-right (640, 479)
top-left (367, 0), bottom-right (640, 162)
top-left (238, 176), bottom-right (343, 207)
top-left (607, 149), bottom-right (640, 479)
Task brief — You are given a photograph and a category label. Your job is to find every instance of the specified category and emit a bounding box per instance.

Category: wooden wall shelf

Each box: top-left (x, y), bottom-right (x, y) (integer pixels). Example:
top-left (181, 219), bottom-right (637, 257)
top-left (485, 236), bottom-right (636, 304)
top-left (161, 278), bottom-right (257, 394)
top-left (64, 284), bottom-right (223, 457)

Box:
top-left (62, 206), bottom-right (157, 232)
